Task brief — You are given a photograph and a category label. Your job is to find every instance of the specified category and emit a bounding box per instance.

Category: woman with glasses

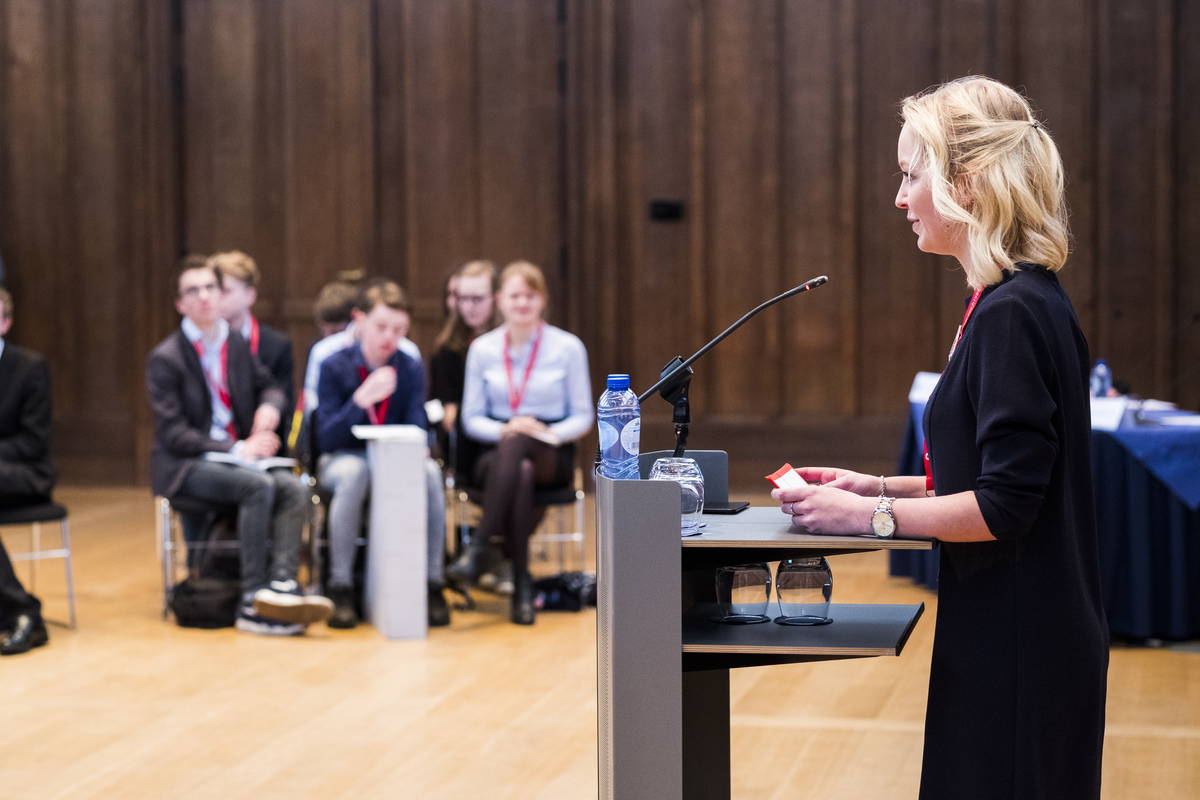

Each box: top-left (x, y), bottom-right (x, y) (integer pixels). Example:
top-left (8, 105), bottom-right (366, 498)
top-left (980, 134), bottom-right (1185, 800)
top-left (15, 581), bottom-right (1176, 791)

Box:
top-left (451, 261), bottom-right (593, 624)
top-left (431, 260), bottom-right (501, 454)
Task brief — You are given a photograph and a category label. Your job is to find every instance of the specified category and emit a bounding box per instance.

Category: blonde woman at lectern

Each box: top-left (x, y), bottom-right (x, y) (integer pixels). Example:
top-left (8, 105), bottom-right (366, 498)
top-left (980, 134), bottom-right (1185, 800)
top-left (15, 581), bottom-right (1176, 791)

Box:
top-left (772, 76), bottom-right (1108, 800)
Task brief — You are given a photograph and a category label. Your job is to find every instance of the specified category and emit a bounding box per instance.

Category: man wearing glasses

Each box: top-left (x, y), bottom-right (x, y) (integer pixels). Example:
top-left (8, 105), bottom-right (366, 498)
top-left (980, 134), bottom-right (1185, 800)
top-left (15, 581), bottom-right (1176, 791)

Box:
top-left (146, 256), bottom-right (332, 635)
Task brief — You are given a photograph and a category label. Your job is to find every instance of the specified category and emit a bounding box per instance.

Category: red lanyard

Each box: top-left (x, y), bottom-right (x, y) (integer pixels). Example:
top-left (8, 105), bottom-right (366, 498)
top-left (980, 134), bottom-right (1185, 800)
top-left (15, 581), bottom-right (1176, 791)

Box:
top-left (356, 366), bottom-right (391, 425)
top-left (247, 317), bottom-right (260, 356)
top-left (504, 323), bottom-right (544, 415)
top-left (193, 339), bottom-right (237, 439)
top-left (947, 288), bottom-right (983, 360)
top-left (925, 288), bottom-right (985, 491)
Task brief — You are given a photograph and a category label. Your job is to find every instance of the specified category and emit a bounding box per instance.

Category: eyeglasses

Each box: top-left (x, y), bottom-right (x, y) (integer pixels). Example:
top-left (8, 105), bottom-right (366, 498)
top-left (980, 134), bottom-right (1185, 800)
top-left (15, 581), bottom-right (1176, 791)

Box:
top-left (455, 293), bottom-right (490, 306)
top-left (180, 282), bottom-right (220, 299)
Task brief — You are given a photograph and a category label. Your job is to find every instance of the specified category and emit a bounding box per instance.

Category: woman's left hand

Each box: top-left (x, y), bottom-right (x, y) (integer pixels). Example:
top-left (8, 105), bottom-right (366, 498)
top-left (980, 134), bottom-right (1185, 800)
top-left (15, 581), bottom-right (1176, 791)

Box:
top-left (771, 483), bottom-right (874, 536)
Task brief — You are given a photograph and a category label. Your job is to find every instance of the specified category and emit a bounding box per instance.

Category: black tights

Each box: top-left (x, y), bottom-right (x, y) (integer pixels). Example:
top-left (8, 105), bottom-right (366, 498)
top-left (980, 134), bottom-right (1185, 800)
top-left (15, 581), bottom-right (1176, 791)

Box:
top-left (473, 434), bottom-right (573, 575)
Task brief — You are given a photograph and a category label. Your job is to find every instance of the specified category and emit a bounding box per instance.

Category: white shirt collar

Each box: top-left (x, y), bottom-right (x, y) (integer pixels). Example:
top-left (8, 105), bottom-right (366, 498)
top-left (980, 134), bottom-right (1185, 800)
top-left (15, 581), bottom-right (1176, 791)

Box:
top-left (181, 317), bottom-right (229, 349)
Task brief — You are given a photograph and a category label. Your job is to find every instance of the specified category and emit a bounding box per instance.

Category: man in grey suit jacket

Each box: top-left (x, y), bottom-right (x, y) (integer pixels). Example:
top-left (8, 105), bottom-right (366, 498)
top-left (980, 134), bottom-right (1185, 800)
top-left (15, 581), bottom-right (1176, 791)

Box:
top-left (146, 258), bottom-right (331, 635)
top-left (0, 287), bottom-right (52, 655)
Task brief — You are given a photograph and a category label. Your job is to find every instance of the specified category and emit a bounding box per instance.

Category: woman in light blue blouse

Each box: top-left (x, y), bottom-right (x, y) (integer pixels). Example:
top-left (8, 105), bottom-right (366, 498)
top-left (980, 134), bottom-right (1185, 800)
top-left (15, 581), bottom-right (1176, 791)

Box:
top-left (450, 261), bottom-right (593, 624)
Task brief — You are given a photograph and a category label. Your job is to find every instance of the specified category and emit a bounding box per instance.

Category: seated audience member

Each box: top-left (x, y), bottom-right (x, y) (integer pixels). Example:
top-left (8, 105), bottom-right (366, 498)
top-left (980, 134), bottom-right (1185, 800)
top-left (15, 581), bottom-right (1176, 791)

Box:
top-left (0, 287), bottom-right (53, 655)
top-left (210, 251), bottom-right (295, 447)
top-left (146, 258), bottom-right (333, 635)
top-left (451, 261), bottom-right (593, 625)
top-left (304, 278), bottom-right (421, 414)
top-left (430, 260), bottom-right (499, 468)
top-left (314, 280), bottom-right (359, 340)
top-left (316, 280), bottom-right (450, 629)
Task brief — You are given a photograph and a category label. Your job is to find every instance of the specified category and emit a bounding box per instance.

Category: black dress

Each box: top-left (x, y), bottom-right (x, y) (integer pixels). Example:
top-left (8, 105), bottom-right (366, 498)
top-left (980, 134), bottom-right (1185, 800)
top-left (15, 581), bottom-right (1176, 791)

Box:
top-left (430, 345), bottom-right (469, 469)
top-left (920, 265), bottom-right (1108, 800)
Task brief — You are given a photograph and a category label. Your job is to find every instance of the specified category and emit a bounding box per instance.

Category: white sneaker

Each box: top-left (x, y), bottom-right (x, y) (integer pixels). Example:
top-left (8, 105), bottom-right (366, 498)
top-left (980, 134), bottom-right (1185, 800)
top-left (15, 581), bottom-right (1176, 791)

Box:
top-left (235, 606), bottom-right (305, 636)
top-left (253, 579), bottom-right (334, 625)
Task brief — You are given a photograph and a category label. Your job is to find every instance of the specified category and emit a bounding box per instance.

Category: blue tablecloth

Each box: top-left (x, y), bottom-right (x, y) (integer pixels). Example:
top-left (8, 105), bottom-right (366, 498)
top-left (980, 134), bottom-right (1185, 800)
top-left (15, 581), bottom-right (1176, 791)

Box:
top-left (890, 397), bottom-right (1200, 640)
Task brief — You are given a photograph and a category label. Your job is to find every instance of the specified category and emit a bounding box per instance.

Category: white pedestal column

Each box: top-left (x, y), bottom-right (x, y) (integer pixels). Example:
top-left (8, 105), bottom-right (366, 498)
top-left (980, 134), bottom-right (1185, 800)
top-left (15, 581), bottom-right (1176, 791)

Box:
top-left (354, 424), bottom-right (428, 640)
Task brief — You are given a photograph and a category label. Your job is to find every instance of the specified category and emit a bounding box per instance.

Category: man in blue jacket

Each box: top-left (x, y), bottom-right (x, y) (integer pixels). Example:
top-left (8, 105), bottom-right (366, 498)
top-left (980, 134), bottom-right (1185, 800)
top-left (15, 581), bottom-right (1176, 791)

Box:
top-left (317, 280), bottom-right (449, 629)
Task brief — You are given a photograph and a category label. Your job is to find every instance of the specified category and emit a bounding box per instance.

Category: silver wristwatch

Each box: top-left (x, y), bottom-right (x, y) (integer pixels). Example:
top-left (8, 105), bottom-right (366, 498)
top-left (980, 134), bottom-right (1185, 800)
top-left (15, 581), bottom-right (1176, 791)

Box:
top-left (871, 496), bottom-right (896, 538)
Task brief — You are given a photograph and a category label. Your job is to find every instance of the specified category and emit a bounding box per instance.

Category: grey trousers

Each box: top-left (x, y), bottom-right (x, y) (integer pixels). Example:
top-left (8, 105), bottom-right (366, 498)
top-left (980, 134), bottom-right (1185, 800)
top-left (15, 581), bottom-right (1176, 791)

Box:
top-left (317, 450), bottom-right (446, 588)
top-left (174, 460), bottom-right (307, 596)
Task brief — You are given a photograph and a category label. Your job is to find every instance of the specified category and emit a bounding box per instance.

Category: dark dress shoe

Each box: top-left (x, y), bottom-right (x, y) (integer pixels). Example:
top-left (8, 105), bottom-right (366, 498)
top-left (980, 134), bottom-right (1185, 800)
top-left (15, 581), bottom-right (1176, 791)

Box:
top-left (1, 614), bottom-right (49, 655)
top-left (325, 584), bottom-right (359, 630)
top-left (511, 572), bottom-right (536, 626)
top-left (427, 583), bottom-right (451, 627)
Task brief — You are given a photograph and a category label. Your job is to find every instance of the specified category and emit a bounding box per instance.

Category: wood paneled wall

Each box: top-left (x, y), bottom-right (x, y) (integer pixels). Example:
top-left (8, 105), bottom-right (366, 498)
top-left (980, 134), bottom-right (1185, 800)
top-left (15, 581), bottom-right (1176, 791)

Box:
top-left (0, 0), bottom-right (1196, 483)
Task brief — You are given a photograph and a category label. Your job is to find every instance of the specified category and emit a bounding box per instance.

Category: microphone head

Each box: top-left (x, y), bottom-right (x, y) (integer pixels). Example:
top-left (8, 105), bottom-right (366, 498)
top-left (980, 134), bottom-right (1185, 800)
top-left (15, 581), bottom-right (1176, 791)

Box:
top-left (807, 275), bottom-right (829, 288)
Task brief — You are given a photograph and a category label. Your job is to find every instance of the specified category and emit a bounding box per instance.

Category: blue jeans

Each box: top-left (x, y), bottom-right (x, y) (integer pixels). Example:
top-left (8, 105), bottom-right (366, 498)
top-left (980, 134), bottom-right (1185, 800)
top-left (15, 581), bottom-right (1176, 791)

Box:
top-left (318, 450), bottom-right (446, 588)
top-left (174, 461), bottom-right (307, 596)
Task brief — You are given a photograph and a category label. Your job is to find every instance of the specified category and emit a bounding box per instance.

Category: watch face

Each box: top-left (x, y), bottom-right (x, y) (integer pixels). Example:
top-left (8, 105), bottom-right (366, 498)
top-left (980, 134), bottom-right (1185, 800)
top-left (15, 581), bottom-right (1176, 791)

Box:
top-left (872, 510), bottom-right (896, 537)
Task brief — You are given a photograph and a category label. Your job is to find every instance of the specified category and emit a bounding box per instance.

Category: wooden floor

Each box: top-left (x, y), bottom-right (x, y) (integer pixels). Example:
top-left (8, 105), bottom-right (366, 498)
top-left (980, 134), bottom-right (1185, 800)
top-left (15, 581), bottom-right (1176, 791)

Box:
top-left (2, 487), bottom-right (1198, 799)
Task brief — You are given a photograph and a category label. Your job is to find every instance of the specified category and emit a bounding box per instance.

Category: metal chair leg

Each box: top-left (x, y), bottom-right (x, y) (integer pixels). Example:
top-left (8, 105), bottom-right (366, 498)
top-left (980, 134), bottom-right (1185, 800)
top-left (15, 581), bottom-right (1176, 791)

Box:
top-left (61, 519), bottom-right (77, 629)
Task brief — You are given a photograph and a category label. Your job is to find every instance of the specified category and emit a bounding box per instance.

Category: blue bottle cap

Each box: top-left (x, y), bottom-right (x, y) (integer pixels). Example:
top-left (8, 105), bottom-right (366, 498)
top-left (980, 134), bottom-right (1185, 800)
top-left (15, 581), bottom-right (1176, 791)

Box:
top-left (606, 374), bottom-right (630, 390)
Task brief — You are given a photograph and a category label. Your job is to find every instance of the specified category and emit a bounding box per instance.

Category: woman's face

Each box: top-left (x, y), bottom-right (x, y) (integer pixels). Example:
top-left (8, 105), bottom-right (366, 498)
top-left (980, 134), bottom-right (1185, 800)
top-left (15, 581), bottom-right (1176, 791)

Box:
top-left (455, 274), bottom-right (494, 330)
top-left (895, 124), bottom-right (966, 261)
top-left (497, 275), bottom-right (545, 328)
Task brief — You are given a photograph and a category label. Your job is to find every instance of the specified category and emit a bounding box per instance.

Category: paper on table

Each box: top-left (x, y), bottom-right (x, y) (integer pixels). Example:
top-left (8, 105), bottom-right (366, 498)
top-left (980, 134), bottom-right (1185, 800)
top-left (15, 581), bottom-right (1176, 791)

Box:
top-left (1090, 397), bottom-right (1127, 432)
top-left (1157, 415), bottom-right (1200, 427)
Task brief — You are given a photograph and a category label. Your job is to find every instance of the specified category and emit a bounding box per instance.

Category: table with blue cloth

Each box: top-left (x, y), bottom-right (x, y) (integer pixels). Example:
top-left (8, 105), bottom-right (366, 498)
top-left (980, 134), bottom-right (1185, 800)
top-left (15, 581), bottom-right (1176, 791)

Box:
top-left (891, 380), bottom-right (1200, 641)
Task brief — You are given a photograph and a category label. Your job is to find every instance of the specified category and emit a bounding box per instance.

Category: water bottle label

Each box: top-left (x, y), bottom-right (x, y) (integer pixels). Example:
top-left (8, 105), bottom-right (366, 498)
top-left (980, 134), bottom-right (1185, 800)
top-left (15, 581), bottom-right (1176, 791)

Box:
top-left (598, 420), bottom-right (620, 452)
top-left (619, 417), bottom-right (640, 455)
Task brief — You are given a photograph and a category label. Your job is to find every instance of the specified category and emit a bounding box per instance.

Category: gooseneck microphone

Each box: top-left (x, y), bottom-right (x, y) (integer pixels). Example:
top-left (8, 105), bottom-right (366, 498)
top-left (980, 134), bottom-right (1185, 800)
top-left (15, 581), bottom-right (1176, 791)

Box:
top-left (595, 275), bottom-right (830, 467)
top-left (637, 275), bottom-right (829, 404)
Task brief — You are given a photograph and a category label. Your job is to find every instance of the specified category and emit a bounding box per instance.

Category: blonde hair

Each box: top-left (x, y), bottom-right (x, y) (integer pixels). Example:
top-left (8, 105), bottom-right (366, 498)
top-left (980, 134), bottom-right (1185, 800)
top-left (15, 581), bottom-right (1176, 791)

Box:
top-left (900, 76), bottom-right (1070, 289)
top-left (207, 250), bottom-right (261, 290)
top-left (499, 260), bottom-right (548, 302)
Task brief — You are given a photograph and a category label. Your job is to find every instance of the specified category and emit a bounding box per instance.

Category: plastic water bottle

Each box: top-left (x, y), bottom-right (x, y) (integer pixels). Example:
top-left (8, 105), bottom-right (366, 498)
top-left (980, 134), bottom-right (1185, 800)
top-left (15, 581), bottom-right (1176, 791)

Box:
top-left (597, 374), bottom-right (641, 479)
top-left (1090, 359), bottom-right (1112, 398)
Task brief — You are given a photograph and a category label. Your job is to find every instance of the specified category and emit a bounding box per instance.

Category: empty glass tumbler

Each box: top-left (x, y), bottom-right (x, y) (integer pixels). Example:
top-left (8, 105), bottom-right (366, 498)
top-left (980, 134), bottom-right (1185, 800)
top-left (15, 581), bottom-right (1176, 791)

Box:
top-left (648, 457), bottom-right (705, 534)
top-left (714, 563), bottom-right (772, 623)
top-left (775, 557), bottom-right (833, 625)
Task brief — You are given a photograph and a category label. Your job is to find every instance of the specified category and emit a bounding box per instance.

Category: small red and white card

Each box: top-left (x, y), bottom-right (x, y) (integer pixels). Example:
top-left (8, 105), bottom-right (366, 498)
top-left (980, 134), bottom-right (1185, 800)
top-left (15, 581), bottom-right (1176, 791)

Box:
top-left (765, 463), bottom-right (807, 490)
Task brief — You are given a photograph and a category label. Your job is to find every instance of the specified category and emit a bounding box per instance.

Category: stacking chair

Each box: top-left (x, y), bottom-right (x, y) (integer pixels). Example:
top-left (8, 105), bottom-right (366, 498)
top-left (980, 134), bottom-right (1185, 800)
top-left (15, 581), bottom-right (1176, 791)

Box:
top-left (0, 501), bottom-right (75, 629)
top-left (455, 443), bottom-right (589, 589)
top-left (157, 495), bottom-right (239, 620)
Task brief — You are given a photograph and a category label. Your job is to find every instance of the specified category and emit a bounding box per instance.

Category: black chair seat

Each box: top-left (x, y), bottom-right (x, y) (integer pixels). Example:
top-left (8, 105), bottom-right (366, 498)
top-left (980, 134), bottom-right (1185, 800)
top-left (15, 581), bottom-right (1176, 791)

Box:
top-left (167, 495), bottom-right (238, 516)
top-left (0, 502), bottom-right (68, 526)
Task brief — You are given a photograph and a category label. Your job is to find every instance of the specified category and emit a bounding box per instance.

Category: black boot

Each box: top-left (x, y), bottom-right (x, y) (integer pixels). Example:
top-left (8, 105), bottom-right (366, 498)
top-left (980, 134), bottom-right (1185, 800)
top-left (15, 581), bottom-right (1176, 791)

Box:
top-left (447, 539), bottom-right (497, 583)
top-left (326, 584), bottom-right (359, 629)
top-left (511, 571), bottom-right (536, 626)
top-left (427, 583), bottom-right (451, 627)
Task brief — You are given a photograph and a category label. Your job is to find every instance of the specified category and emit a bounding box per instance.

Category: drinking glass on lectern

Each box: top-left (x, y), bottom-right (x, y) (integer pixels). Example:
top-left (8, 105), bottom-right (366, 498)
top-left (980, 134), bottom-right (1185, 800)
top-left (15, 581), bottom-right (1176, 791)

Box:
top-left (775, 557), bottom-right (833, 625)
top-left (648, 457), bottom-right (705, 534)
top-left (714, 563), bottom-right (771, 624)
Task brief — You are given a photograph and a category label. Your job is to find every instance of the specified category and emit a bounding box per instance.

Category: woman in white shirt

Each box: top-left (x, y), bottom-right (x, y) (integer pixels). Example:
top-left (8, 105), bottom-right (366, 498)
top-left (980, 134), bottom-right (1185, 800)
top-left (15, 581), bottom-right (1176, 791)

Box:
top-left (451, 261), bottom-right (593, 624)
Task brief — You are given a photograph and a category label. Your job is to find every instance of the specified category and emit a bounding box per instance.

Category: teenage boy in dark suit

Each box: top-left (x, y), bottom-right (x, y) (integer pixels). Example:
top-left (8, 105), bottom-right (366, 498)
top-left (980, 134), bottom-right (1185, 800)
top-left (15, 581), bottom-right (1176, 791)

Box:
top-left (146, 259), bottom-right (332, 635)
top-left (0, 287), bottom-right (53, 655)
top-left (209, 250), bottom-right (295, 448)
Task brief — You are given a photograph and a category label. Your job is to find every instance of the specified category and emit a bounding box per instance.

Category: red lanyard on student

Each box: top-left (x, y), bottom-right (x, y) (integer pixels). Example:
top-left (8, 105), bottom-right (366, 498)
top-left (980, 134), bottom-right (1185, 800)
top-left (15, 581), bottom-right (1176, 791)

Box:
top-left (356, 366), bottom-right (391, 425)
top-left (193, 339), bottom-right (237, 439)
top-left (247, 316), bottom-right (260, 356)
top-left (504, 322), bottom-right (544, 415)
top-left (924, 288), bottom-right (985, 491)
